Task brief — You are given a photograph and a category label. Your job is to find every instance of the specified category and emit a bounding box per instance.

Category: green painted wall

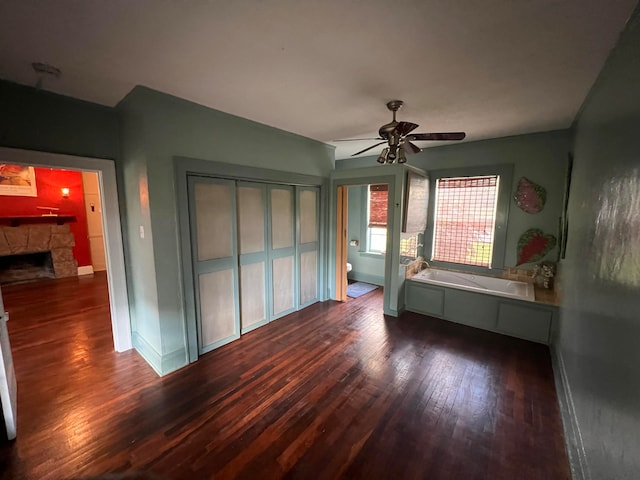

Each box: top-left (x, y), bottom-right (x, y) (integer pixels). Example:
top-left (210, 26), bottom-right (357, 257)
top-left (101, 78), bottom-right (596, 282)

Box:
top-left (557, 6), bottom-right (640, 479)
top-left (346, 185), bottom-right (385, 285)
top-left (337, 130), bottom-right (572, 270)
top-left (117, 98), bottom-right (161, 360)
top-left (0, 79), bottom-right (119, 160)
top-left (117, 86), bottom-right (334, 374)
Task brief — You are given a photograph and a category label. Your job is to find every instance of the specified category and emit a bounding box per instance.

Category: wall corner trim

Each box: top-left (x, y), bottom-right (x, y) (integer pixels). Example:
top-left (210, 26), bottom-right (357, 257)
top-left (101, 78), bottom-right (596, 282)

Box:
top-left (132, 332), bottom-right (188, 377)
top-left (161, 347), bottom-right (188, 376)
top-left (384, 307), bottom-right (399, 317)
top-left (132, 332), bottom-right (162, 377)
top-left (551, 345), bottom-right (590, 480)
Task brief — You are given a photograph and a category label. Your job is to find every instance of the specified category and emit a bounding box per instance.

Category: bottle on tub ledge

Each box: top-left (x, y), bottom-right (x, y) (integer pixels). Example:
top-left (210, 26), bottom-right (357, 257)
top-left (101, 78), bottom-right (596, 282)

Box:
top-left (533, 261), bottom-right (556, 290)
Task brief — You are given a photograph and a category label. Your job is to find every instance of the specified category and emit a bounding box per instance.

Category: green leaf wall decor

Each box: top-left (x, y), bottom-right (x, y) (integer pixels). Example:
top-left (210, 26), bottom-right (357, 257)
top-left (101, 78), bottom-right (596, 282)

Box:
top-left (514, 177), bottom-right (547, 214)
top-left (517, 228), bottom-right (556, 265)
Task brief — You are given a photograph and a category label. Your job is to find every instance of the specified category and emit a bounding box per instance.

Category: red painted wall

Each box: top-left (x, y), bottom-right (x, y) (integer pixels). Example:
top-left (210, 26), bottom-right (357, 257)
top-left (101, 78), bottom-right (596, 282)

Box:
top-left (0, 167), bottom-right (91, 266)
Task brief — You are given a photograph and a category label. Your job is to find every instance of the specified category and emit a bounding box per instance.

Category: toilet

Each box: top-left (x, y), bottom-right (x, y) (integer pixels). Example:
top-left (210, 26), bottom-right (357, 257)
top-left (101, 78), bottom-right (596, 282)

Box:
top-left (346, 263), bottom-right (352, 273)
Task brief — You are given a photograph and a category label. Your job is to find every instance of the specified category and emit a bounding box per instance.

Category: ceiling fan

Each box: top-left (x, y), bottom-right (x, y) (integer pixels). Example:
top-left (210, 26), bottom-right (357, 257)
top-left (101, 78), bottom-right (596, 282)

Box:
top-left (337, 100), bottom-right (466, 163)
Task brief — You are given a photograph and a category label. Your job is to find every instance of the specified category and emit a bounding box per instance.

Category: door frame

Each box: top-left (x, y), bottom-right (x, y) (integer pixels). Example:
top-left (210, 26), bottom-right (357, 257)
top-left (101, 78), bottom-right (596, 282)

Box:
top-left (335, 185), bottom-right (348, 302)
top-left (330, 173), bottom-right (398, 316)
top-left (0, 147), bottom-right (132, 351)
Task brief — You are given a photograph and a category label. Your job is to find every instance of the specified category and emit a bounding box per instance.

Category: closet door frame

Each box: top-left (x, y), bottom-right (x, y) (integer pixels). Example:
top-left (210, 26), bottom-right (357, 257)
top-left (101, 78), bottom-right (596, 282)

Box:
top-left (268, 184), bottom-right (297, 320)
top-left (187, 176), bottom-right (241, 355)
top-left (297, 186), bottom-right (320, 308)
top-left (237, 181), bottom-right (270, 334)
top-left (175, 157), bottom-right (326, 363)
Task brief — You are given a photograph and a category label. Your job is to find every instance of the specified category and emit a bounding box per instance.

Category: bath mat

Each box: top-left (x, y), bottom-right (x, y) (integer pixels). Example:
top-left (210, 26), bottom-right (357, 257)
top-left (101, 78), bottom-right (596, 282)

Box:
top-left (346, 282), bottom-right (378, 298)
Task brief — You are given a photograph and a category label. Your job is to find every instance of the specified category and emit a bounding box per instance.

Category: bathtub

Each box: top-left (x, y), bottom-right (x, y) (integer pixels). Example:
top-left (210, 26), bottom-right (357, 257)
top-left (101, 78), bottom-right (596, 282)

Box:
top-left (411, 268), bottom-right (535, 302)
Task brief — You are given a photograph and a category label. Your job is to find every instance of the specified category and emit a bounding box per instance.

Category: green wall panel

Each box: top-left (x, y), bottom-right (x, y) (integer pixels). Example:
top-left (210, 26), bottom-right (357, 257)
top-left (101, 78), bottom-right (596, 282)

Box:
top-left (555, 6), bottom-right (640, 479)
top-left (0, 80), bottom-right (119, 160)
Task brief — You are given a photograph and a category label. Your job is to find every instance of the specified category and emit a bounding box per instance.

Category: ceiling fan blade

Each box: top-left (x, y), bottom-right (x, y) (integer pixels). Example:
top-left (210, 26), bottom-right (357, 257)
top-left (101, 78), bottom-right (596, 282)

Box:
top-left (395, 121), bottom-right (419, 136)
top-left (351, 141), bottom-right (387, 156)
top-left (403, 141), bottom-right (421, 154)
top-left (333, 137), bottom-right (383, 142)
top-left (407, 132), bottom-right (466, 141)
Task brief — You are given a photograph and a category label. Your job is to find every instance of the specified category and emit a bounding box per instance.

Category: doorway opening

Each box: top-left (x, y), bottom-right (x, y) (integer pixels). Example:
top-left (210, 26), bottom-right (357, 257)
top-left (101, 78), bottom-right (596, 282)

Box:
top-left (0, 147), bottom-right (131, 352)
top-left (336, 183), bottom-right (390, 303)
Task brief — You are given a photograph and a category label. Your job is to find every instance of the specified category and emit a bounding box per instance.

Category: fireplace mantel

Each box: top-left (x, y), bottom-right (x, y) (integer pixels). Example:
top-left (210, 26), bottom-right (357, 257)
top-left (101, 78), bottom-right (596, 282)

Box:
top-left (0, 215), bottom-right (77, 227)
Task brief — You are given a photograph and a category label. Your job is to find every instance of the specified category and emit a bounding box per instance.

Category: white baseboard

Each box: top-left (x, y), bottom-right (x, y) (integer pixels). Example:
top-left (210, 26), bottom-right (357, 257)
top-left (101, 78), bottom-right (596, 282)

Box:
top-left (77, 265), bottom-right (95, 276)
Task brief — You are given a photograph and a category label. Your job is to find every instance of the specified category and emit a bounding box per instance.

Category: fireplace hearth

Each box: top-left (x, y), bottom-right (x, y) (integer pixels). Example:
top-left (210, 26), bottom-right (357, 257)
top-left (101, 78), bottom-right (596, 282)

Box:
top-left (0, 222), bottom-right (77, 285)
top-left (0, 251), bottom-right (55, 284)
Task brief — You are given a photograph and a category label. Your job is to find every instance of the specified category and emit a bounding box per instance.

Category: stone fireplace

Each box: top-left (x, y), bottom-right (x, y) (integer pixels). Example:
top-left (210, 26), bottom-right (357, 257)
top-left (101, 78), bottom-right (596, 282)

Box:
top-left (0, 222), bottom-right (77, 284)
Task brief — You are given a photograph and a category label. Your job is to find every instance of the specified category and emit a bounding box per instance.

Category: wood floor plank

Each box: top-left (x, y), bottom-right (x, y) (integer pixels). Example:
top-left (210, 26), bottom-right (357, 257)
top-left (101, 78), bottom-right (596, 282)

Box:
top-left (0, 275), bottom-right (570, 479)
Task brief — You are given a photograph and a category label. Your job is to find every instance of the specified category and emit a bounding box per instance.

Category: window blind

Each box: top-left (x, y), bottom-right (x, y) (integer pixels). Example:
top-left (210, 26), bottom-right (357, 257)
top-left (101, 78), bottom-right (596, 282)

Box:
top-left (368, 184), bottom-right (388, 228)
top-left (432, 176), bottom-right (499, 267)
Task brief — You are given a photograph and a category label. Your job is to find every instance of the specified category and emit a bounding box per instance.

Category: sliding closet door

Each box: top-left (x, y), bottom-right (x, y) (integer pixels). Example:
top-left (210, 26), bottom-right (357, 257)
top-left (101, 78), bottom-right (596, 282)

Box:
top-left (237, 182), bottom-right (269, 333)
top-left (269, 185), bottom-right (297, 319)
top-left (297, 186), bottom-right (320, 307)
top-left (189, 177), bottom-right (240, 355)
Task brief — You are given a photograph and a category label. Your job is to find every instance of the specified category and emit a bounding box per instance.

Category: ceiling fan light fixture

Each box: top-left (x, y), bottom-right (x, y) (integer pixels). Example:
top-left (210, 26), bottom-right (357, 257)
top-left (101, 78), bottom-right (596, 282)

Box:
top-left (339, 100), bottom-right (466, 162)
top-left (387, 146), bottom-right (397, 162)
top-left (377, 147), bottom-right (390, 164)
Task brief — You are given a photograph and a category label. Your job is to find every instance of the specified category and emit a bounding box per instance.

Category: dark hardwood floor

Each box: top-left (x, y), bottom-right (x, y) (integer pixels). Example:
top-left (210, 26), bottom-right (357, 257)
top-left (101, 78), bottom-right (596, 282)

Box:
top-left (0, 274), bottom-right (570, 479)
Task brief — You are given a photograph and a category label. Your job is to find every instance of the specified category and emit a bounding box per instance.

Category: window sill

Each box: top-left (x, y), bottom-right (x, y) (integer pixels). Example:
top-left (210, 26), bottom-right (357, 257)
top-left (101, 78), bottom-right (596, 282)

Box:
top-left (360, 252), bottom-right (385, 259)
top-left (429, 260), bottom-right (504, 277)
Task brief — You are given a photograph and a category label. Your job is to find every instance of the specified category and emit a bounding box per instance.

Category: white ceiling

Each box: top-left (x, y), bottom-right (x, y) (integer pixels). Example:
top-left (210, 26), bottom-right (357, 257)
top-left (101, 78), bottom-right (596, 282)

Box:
top-left (0, 0), bottom-right (636, 160)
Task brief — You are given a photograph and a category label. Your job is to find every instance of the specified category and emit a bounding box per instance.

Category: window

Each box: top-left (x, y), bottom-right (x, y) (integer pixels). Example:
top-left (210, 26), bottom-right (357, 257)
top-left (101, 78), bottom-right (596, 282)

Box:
top-left (427, 166), bottom-right (511, 271)
top-left (367, 184), bottom-right (388, 253)
top-left (432, 175), bottom-right (499, 267)
top-left (368, 226), bottom-right (387, 253)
